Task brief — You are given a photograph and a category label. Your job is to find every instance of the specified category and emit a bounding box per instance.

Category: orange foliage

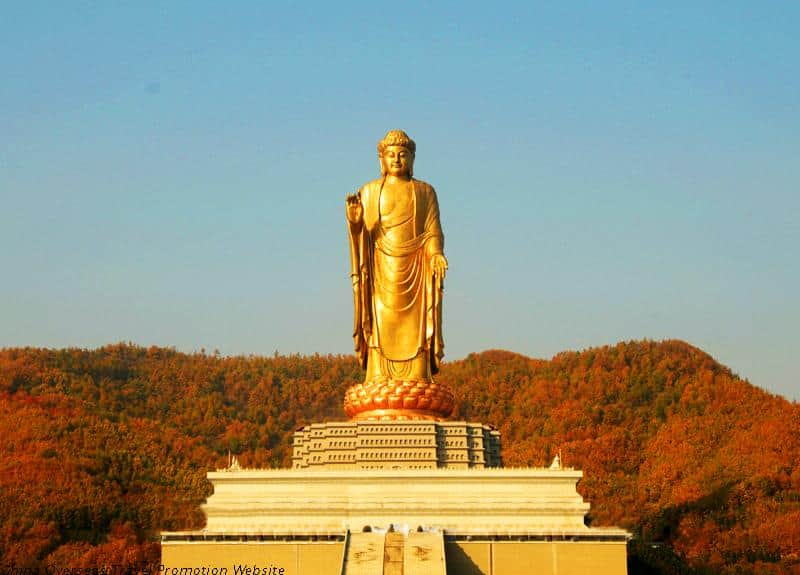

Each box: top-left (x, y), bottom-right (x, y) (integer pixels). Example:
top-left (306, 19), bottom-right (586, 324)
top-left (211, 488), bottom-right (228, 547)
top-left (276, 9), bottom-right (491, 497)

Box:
top-left (0, 340), bottom-right (798, 573)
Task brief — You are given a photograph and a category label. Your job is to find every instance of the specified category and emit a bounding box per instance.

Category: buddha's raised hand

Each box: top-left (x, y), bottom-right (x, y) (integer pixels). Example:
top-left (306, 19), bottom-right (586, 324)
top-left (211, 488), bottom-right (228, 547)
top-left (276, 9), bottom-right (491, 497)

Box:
top-left (345, 193), bottom-right (363, 226)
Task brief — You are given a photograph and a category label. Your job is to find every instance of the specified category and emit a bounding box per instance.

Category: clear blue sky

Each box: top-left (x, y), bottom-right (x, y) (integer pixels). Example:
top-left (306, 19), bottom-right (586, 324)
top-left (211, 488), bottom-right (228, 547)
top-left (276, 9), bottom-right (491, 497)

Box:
top-left (2, 2), bottom-right (798, 400)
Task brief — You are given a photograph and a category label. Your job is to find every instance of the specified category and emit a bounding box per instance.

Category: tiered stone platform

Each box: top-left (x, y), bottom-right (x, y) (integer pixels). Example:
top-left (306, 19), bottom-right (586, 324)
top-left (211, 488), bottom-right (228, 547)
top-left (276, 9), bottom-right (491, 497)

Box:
top-left (161, 421), bottom-right (630, 574)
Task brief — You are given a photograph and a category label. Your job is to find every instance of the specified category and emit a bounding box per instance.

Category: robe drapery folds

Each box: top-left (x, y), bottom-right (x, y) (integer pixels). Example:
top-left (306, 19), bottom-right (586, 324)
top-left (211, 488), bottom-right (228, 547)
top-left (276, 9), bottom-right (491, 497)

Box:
top-left (348, 178), bottom-right (445, 379)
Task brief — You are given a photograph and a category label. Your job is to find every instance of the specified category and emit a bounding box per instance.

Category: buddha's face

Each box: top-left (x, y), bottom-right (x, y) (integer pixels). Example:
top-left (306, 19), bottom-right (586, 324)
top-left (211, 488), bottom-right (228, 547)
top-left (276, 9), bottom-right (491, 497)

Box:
top-left (381, 145), bottom-right (414, 177)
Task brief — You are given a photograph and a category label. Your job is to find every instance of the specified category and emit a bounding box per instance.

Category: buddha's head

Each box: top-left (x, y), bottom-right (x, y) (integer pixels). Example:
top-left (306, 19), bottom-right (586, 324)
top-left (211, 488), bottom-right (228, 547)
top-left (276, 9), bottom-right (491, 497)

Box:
top-left (378, 129), bottom-right (415, 177)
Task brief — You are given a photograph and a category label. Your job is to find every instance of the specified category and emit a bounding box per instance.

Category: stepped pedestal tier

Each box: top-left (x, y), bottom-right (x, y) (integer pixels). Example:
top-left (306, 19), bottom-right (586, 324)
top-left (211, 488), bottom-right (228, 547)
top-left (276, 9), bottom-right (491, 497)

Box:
top-left (173, 467), bottom-right (617, 535)
top-left (292, 420), bottom-right (501, 470)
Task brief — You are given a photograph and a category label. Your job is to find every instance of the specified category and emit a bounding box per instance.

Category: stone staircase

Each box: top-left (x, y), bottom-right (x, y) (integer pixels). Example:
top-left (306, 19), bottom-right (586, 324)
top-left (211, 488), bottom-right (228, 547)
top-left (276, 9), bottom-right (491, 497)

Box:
top-left (404, 531), bottom-right (446, 575)
top-left (341, 529), bottom-right (446, 575)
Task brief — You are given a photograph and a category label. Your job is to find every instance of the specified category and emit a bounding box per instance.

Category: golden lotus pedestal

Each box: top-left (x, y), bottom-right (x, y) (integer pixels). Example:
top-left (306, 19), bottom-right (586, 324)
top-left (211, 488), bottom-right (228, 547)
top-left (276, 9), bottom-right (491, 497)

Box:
top-left (343, 378), bottom-right (456, 421)
top-left (161, 421), bottom-right (630, 574)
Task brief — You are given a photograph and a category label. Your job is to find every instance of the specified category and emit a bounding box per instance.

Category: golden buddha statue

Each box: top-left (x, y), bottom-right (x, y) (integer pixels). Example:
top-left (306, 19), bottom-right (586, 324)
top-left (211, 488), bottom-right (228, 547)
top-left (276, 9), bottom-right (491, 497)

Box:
top-left (343, 130), bottom-right (455, 420)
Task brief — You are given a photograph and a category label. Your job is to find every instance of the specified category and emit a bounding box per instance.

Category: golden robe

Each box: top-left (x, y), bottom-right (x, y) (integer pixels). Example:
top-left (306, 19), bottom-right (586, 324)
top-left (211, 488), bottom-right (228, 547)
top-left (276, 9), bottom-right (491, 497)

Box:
top-left (348, 178), bottom-right (445, 382)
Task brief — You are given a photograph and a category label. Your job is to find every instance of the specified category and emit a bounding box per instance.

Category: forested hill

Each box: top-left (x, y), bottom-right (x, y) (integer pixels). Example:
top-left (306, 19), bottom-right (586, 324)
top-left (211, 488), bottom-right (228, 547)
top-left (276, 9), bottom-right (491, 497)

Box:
top-left (0, 340), bottom-right (798, 573)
